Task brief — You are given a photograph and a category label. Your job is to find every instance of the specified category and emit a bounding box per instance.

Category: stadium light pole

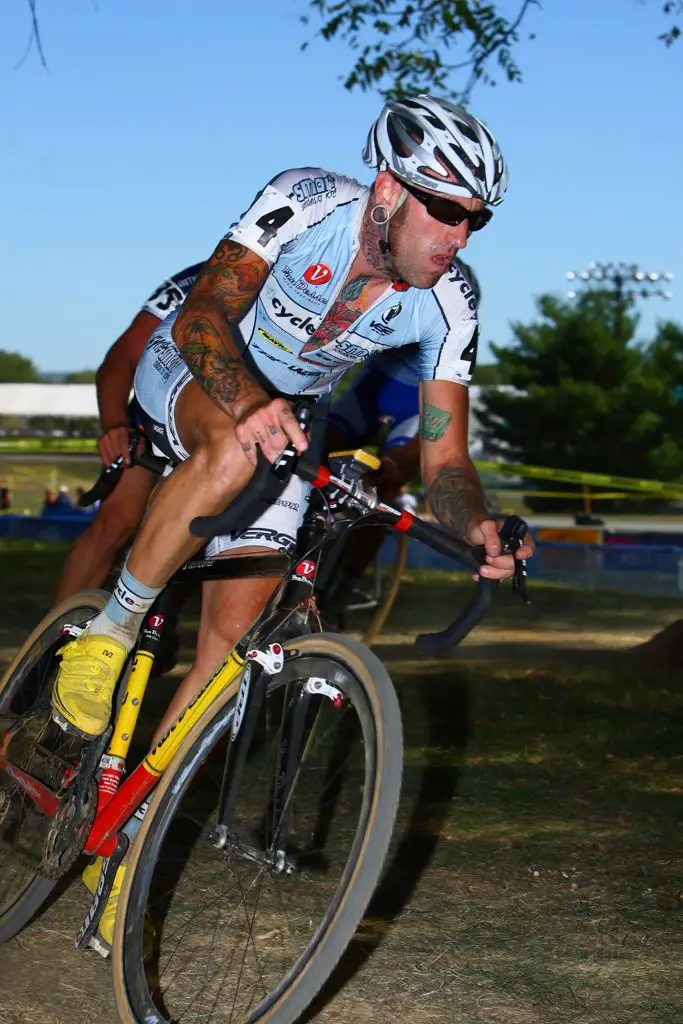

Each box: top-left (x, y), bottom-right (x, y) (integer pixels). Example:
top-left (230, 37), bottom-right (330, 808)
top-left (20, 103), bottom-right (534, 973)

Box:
top-left (566, 261), bottom-right (674, 336)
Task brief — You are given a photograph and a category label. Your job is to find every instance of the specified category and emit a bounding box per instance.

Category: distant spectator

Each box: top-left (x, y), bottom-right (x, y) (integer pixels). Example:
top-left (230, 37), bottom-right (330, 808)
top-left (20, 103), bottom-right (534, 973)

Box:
top-left (41, 488), bottom-right (58, 516)
top-left (0, 483), bottom-right (11, 511)
top-left (54, 485), bottom-right (73, 511)
top-left (396, 483), bottom-right (419, 517)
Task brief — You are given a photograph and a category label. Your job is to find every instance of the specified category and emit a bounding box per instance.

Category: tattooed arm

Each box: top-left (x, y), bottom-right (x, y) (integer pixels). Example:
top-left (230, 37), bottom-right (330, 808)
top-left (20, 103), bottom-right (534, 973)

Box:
top-left (419, 380), bottom-right (534, 579)
top-left (419, 380), bottom-right (488, 538)
top-left (172, 239), bottom-right (269, 422)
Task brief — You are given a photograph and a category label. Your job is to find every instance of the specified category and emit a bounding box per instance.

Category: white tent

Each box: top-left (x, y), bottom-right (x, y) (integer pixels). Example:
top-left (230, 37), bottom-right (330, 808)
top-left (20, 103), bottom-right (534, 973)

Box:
top-left (0, 384), bottom-right (98, 418)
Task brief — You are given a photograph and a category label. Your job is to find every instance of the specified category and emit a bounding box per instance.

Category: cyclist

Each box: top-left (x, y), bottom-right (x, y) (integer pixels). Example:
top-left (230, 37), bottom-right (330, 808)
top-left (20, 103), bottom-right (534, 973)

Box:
top-left (50, 94), bottom-right (534, 952)
top-left (324, 258), bottom-right (481, 604)
top-left (53, 263), bottom-right (203, 604)
top-left (54, 93), bottom-right (533, 736)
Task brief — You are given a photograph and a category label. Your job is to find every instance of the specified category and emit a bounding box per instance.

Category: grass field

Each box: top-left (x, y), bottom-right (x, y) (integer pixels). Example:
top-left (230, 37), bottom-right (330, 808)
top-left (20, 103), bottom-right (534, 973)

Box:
top-left (0, 542), bottom-right (681, 1023)
top-left (0, 456), bottom-right (101, 516)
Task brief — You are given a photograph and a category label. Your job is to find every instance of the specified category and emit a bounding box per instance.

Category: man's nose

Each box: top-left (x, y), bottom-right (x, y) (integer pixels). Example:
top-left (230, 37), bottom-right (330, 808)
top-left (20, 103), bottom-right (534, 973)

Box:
top-left (447, 219), bottom-right (471, 249)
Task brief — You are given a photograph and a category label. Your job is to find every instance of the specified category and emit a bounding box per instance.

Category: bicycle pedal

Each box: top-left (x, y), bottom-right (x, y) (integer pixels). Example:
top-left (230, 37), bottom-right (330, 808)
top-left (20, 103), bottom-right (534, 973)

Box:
top-left (51, 709), bottom-right (88, 738)
top-left (87, 933), bottom-right (111, 960)
top-left (74, 833), bottom-right (127, 951)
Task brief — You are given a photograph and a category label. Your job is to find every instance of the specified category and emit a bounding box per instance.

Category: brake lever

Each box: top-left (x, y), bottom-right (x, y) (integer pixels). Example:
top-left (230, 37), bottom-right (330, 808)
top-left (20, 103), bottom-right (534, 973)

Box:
top-left (271, 404), bottom-right (313, 481)
top-left (499, 515), bottom-right (530, 605)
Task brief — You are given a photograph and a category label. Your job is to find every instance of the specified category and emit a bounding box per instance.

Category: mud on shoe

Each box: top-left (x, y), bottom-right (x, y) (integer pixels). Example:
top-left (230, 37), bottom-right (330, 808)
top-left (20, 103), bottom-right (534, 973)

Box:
top-left (52, 633), bottom-right (128, 739)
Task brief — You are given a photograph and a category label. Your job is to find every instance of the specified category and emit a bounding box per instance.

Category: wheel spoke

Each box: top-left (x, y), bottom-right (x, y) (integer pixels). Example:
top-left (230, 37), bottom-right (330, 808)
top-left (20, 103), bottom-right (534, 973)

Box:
top-left (0, 595), bottom-right (106, 941)
top-left (118, 636), bottom-right (403, 1024)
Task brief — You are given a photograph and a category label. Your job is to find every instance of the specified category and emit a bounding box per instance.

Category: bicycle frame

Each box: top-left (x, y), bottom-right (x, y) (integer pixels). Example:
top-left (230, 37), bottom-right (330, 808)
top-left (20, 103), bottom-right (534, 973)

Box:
top-left (82, 493), bottom-right (330, 861)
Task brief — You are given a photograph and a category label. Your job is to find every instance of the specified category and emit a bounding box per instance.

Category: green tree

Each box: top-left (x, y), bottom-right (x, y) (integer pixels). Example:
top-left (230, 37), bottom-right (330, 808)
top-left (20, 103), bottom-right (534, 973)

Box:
top-left (473, 361), bottom-right (506, 386)
top-left (64, 369), bottom-right (97, 383)
top-left (638, 320), bottom-right (683, 478)
top-left (476, 291), bottom-right (683, 482)
top-left (0, 348), bottom-right (41, 383)
top-left (304, 0), bottom-right (680, 100)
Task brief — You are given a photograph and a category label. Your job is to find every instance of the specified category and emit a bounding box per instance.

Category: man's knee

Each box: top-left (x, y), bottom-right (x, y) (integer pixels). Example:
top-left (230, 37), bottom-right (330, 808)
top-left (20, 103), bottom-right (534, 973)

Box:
top-left (189, 431), bottom-right (256, 494)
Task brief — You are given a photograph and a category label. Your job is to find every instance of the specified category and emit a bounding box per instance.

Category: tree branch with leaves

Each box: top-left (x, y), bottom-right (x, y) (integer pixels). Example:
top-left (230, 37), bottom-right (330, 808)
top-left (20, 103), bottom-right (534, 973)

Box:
top-left (302, 0), bottom-right (681, 101)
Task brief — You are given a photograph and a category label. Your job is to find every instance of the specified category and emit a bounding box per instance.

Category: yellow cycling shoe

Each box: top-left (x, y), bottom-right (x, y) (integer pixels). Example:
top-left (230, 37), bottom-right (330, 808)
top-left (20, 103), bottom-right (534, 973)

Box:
top-left (82, 857), bottom-right (155, 959)
top-left (52, 633), bottom-right (128, 738)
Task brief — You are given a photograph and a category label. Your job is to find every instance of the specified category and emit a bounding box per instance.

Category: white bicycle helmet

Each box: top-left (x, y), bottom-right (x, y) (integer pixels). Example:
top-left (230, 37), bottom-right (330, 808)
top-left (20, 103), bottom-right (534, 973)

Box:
top-left (363, 94), bottom-right (508, 206)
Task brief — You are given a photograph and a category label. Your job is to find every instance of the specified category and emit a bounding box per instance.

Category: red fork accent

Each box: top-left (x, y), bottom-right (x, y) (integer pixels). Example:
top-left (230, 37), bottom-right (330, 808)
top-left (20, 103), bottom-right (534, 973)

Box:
top-left (83, 761), bottom-right (158, 858)
top-left (0, 755), bottom-right (60, 818)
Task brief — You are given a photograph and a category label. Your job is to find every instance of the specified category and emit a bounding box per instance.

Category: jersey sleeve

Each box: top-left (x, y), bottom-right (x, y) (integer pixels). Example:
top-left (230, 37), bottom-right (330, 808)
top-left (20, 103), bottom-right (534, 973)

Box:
top-left (224, 168), bottom-right (355, 266)
top-left (417, 271), bottom-right (480, 386)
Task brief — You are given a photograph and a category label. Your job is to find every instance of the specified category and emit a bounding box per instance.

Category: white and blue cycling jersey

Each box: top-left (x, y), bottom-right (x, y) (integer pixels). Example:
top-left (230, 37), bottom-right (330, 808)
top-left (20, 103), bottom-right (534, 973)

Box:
top-left (328, 258), bottom-right (481, 451)
top-left (138, 167), bottom-right (479, 407)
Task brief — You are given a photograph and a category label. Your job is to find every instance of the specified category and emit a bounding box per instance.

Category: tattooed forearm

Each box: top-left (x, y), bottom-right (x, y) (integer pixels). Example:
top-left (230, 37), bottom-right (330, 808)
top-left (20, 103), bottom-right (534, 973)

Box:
top-left (192, 240), bottom-right (268, 317)
top-left (427, 465), bottom-right (488, 539)
top-left (173, 240), bottom-right (269, 417)
top-left (420, 403), bottom-right (452, 442)
top-left (179, 316), bottom-right (264, 417)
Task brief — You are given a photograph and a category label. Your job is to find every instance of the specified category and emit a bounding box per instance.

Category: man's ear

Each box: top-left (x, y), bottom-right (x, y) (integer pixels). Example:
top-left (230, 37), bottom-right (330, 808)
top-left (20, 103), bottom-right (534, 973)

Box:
top-left (374, 170), bottom-right (405, 213)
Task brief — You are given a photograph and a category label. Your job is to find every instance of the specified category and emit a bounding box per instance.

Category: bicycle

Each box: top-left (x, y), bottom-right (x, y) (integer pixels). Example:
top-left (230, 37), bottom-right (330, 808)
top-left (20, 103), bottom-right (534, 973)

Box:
top-left (0, 411), bottom-right (529, 1023)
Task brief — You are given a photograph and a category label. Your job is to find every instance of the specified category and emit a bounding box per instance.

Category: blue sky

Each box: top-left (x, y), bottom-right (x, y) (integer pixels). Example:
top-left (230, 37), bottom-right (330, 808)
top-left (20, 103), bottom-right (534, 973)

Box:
top-left (1, 0), bottom-right (682, 372)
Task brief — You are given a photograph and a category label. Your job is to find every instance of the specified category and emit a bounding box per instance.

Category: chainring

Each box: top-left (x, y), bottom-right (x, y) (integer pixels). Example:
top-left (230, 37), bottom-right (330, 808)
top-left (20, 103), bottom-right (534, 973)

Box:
top-left (40, 776), bottom-right (98, 879)
top-left (0, 785), bottom-right (11, 828)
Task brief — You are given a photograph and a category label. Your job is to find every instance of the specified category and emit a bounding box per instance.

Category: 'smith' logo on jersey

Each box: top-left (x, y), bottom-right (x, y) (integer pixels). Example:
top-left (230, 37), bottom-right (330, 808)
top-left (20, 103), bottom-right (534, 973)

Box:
top-left (304, 263), bottom-right (332, 285)
top-left (291, 174), bottom-right (336, 208)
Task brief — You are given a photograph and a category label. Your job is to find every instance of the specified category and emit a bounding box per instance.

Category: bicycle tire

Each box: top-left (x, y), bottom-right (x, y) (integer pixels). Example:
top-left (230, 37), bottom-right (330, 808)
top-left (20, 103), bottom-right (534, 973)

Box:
top-left (0, 589), bottom-right (108, 944)
top-left (113, 631), bottom-right (403, 1024)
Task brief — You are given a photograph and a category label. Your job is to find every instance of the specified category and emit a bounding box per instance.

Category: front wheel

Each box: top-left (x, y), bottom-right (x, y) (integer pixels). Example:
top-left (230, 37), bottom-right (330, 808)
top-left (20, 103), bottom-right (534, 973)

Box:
top-left (0, 589), bottom-right (108, 944)
top-left (113, 632), bottom-right (403, 1023)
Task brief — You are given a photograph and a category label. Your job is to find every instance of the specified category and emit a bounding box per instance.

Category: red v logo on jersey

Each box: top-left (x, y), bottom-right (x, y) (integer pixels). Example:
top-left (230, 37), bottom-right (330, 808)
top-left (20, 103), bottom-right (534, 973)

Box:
top-left (304, 263), bottom-right (333, 285)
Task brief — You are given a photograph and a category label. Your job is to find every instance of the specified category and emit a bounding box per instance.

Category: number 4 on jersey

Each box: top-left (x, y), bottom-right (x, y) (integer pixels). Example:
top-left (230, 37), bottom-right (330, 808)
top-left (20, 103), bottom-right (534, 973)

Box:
top-left (255, 206), bottom-right (295, 247)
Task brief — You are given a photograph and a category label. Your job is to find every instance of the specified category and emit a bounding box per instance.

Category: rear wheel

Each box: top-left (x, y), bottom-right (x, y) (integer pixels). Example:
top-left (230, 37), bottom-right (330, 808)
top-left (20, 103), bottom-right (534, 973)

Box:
top-left (113, 632), bottom-right (403, 1023)
top-left (0, 590), bottom-right (108, 944)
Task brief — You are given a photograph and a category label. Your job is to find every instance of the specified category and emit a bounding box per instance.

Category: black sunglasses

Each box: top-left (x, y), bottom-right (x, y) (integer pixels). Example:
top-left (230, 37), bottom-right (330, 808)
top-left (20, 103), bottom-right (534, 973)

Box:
top-left (400, 180), bottom-right (493, 232)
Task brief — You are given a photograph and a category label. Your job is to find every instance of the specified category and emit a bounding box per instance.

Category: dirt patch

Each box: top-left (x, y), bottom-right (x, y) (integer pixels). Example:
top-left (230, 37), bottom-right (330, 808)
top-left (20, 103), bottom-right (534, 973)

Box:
top-left (1, 550), bottom-right (682, 1023)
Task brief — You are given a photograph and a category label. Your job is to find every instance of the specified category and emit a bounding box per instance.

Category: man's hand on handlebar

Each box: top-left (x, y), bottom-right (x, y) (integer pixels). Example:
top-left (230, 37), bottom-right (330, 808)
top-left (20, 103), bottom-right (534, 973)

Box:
top-left (235, 397), bottom-right (309, 465)
top-left (465, 517), bottom-right (535, 581)
top-left (98, 424), bottom-right (132, 466)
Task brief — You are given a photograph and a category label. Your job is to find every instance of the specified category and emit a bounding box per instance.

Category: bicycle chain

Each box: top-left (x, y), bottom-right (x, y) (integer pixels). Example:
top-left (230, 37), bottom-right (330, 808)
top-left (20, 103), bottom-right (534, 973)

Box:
top-left (40, 727), bottom-right (111, 880)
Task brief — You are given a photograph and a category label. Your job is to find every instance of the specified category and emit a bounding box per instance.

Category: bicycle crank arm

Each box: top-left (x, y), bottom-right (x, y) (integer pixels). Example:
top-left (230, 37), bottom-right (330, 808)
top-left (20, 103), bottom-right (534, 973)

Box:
top-left (74, 830), bottom-right (128, 954)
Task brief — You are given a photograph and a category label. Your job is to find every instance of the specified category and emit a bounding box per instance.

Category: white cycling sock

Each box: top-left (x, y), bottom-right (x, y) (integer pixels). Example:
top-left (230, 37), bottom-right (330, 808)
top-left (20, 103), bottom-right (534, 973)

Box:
top-left (88, 563), bottom-right (162, 650)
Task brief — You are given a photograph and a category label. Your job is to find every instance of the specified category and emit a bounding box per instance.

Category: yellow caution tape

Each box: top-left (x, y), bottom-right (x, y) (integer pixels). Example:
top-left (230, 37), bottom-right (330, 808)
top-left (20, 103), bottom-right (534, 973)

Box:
top-left (487, 489), bottom-right (664, 500)
top-left (2, 440), bottom-right (683, 500)
top-left (475, 460), bottom-right (683, 499)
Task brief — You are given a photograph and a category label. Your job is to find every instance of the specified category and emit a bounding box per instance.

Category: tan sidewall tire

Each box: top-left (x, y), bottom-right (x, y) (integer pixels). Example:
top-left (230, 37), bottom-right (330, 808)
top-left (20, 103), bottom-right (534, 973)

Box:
top-left (0, 589), bottom-right (109, 944)
top-left (112, 633), bottom-right (402, 1024)
top-left (112, 667), bottom-right (242, 1024)
top-left (0, 589), bottom-right (109, 692)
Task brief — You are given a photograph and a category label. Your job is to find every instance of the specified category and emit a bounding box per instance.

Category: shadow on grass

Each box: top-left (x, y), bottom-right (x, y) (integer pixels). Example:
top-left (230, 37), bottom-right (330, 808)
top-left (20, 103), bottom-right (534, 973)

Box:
top-left (302, 666), bottom-right (473, 1020)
